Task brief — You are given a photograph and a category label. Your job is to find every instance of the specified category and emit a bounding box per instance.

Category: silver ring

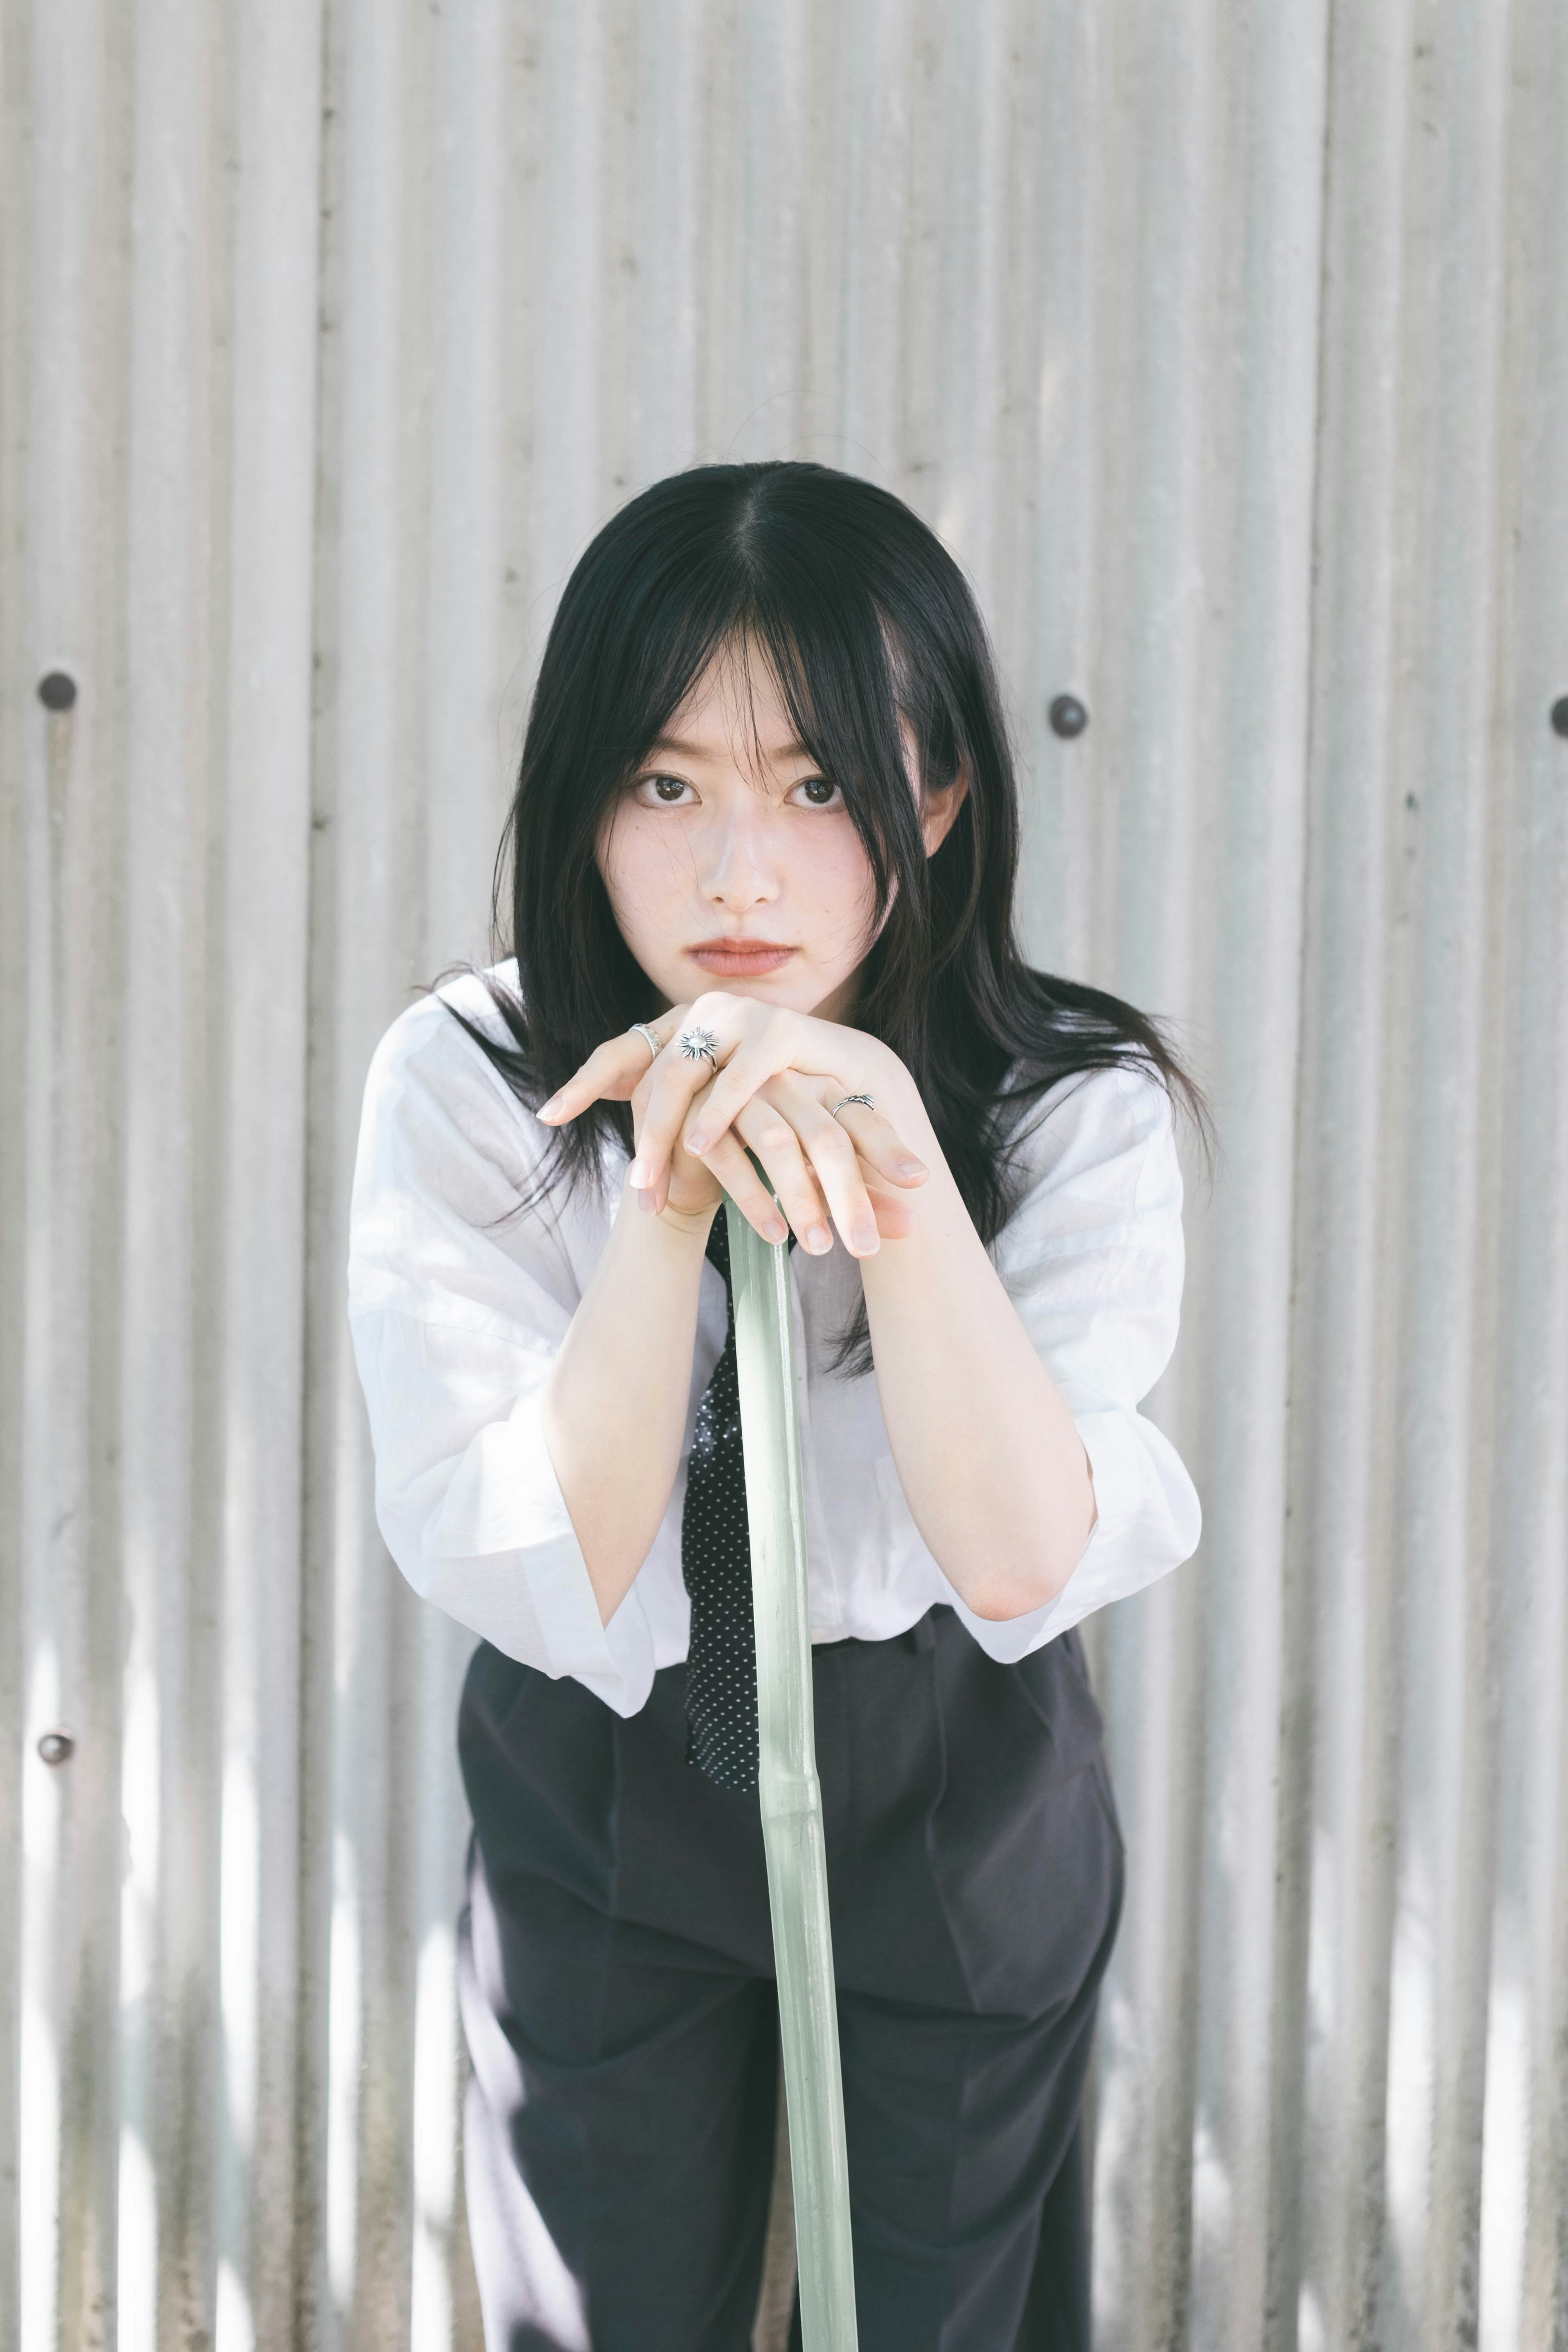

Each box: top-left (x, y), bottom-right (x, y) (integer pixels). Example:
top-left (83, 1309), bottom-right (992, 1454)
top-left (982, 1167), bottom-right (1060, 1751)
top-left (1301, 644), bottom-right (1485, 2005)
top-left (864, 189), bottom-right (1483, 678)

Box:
top-left (628, 1022), bottom-right (662, 1064)
top-left (829, 1092), bottom-right (875, 1119)
top-left (679, 1026), bottom-right (719, 1069)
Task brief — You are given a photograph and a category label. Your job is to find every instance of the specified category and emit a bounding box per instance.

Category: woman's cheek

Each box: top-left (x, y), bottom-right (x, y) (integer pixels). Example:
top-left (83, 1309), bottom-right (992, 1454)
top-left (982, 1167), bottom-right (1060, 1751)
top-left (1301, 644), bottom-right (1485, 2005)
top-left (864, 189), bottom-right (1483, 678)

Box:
top-left (804, 828), bottom-right (879, 957)
top-left (598, 813), bottom-right (687, 939)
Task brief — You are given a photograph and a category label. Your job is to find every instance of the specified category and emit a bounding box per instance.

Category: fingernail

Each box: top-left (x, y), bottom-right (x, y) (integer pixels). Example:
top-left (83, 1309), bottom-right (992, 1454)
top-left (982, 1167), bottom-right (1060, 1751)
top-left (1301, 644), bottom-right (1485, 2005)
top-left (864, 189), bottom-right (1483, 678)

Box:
top-left (763, 1217), bottom-right (788, 1244)
top-left (898, 1158), bottom-right (927, 1178)
top-left (628, 1159), bottom-right (648, 1187)
top-left (807, 1225), bottom-right (833, 1254)
top-left (685, 1130), bottom-right (708, 1155)
top-left (638, 1189), bottom-right (657, 1214)
top-left (538, 1098), bottom-right (562, 1122)
top-left (852, 1226), bottom-right (880, 1255)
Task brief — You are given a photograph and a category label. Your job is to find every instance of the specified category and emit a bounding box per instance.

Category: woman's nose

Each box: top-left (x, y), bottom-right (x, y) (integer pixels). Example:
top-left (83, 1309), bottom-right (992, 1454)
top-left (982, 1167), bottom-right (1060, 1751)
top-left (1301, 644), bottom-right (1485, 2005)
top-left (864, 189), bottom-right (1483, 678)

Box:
top-left (701, 806), bottom-right (782, 909)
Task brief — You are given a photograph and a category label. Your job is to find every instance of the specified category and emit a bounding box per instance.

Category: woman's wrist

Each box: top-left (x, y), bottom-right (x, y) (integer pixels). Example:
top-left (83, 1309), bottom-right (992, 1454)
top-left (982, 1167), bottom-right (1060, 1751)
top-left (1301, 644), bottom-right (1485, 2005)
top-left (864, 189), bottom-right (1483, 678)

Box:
top-left (617, 1176), bottom-right (718, 1248)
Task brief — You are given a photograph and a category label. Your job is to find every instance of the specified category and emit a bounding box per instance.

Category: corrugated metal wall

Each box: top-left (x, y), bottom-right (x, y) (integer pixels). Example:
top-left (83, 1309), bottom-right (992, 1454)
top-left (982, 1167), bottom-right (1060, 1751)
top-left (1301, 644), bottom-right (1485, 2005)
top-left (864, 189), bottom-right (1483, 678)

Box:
top-left (3, 2), bottom-right (1565, 2346)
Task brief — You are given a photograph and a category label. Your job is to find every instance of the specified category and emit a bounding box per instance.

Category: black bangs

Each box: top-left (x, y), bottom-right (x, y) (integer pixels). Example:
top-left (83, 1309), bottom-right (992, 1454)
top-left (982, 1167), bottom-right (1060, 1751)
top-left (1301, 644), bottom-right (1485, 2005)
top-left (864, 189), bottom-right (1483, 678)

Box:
top-left (437, 460), bottom-right (1204, 1370)
top-left (743, 599), bottom-right (920, 934)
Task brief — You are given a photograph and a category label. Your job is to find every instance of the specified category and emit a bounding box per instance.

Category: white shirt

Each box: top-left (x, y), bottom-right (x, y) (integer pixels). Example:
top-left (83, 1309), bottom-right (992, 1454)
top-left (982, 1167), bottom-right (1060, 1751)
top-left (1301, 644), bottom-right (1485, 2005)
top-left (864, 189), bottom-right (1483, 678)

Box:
top-left (346, 963), bottom-right (1201, 1718)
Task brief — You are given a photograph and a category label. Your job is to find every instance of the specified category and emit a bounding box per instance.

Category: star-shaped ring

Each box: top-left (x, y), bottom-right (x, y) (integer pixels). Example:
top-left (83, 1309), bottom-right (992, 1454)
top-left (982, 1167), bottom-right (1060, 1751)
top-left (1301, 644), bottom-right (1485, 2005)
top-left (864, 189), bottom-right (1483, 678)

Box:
top-left (678, 1026), bottom-right (720, 1069)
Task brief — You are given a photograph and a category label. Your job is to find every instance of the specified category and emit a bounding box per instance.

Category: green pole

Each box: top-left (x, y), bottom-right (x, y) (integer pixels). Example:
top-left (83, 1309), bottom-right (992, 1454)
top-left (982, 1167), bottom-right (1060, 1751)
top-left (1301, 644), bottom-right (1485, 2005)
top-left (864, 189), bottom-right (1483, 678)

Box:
top-left (724, 1197), bottom-right (860, 2352)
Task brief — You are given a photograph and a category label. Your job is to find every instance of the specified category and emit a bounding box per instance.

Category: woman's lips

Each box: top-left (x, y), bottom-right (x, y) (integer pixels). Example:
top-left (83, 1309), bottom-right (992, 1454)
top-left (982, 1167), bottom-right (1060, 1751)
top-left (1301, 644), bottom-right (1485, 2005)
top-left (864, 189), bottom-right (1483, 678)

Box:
top-left (688, 940), bottom-right (797, 976)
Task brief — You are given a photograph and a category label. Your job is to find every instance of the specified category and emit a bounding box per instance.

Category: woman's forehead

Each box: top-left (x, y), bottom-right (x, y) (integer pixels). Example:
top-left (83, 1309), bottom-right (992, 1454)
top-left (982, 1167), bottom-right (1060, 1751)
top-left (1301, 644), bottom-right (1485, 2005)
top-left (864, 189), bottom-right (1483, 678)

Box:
top-left (654, 646), bottom-right (807, 770)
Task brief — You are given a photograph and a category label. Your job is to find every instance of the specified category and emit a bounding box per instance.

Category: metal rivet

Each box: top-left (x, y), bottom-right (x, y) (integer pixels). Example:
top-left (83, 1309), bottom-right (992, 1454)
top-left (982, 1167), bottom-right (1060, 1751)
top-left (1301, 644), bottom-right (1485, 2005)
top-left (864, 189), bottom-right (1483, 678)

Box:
top-left (1551, 695), bottom-right (1568, 739)
top-left (38, 670), bottom-right (78, 712)
top-left (38, 1728), bottom-right (76, 1766)
top-left (1048, 694), bottom-right (1089, 740)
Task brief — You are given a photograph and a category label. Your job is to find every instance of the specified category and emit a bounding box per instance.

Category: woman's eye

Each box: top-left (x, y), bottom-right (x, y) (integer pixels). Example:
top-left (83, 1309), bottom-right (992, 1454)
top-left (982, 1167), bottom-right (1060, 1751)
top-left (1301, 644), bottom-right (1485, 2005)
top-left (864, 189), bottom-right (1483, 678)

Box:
top-left (789, 776), bottom-right (843, 809)
top-left (635, 774), bottom-right (695, 806)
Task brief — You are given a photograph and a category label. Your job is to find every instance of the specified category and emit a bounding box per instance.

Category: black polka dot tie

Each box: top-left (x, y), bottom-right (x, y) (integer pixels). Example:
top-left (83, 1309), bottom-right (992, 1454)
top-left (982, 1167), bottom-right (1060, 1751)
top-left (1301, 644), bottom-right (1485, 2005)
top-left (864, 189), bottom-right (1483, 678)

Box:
top-left (680, 1212), bottom-right (791, 1791)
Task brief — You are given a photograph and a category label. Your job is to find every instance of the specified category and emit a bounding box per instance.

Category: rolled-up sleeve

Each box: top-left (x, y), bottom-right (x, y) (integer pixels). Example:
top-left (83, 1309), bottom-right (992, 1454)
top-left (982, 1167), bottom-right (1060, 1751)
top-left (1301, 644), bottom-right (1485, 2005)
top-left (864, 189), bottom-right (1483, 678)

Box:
top-left (940, 1062), bottom-right (1202, 1662)
top-left (346, 990), bottom-right (658, 1717)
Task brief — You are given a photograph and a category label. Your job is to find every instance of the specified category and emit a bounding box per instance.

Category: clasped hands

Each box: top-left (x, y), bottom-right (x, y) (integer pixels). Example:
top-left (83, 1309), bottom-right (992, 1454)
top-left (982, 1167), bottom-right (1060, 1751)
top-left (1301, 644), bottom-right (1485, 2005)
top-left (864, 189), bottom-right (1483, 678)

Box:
top-left (538, 996), bottom-right (930, 1257)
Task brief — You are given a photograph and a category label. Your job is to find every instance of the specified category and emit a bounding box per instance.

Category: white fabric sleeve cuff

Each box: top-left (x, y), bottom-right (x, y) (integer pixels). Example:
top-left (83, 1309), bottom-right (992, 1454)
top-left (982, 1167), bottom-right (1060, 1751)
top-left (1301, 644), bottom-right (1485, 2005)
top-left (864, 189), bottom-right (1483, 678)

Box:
top-left (408, 1381), bottom-right (657, 1718)
top-left (942, 1403), bottom-right (1201, 1665)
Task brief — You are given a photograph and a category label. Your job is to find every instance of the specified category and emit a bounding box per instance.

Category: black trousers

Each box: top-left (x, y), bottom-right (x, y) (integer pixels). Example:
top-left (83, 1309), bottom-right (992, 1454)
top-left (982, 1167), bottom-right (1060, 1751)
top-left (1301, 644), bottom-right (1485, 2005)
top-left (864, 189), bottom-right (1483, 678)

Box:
top-left (456, 1606), bottom-right (1124, 2352)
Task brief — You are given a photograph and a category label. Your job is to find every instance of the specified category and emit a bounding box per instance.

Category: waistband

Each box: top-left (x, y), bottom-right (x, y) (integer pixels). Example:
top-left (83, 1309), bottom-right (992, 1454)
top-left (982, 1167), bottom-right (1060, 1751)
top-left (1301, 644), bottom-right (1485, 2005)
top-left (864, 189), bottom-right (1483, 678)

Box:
top-left (808, 1604), bottom-right (947, 1658)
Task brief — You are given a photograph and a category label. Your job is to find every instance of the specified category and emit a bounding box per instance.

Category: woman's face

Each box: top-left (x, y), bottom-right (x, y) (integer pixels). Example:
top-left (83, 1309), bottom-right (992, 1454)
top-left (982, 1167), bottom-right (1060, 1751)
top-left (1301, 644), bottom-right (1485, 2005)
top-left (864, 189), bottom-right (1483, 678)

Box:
top-left (595, 648), bottom-right (964, 1021)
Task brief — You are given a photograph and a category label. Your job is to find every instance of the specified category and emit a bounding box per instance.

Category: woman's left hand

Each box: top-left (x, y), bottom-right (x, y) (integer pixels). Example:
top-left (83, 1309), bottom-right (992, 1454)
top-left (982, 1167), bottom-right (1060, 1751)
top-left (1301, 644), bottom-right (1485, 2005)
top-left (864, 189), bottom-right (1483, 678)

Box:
top-left (537, 994), bottom-right (931, 1257)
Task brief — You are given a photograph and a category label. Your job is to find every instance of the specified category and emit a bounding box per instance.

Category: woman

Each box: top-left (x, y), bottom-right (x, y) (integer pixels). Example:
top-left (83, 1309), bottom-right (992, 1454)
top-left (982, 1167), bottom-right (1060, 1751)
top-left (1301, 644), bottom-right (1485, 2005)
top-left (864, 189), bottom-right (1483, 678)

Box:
top-left (347, 461), bottom-right (1202, 2350)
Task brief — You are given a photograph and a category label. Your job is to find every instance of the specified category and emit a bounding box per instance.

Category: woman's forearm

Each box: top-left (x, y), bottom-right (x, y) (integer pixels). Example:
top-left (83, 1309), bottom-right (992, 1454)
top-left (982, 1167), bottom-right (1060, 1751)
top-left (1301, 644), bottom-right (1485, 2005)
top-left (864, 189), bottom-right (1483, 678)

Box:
top-left (541, 1184), bottom-right (717, 1623)
top-left (857, 1053), bottom-right (1097, 1620)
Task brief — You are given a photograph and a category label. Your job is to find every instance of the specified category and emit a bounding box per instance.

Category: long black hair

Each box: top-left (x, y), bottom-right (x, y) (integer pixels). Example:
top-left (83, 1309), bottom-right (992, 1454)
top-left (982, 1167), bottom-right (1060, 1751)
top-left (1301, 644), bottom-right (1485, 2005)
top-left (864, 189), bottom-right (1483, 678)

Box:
top-left (444, 461), bottom-right (1203, 1354)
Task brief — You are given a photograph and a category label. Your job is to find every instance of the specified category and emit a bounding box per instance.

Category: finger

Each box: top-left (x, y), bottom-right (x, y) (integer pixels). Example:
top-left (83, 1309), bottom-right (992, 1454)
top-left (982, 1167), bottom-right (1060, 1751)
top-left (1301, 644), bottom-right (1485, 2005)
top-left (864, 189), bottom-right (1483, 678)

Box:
top-left (627, 1050), bottom-right (722, 1191)
top-left (702, 1134), bottom-right (791, 1245)
top-left (748, 1078), bottom-right (880, 1258)
top-left (637, 1089), bottom-right (713, 1219)
top-left (539, 1026), bottom-right (670, 1123)
top-left (816, 1095), bottom-right (928, 1186)
top-left (626, 990), bottom-right (765, 1185)
top-left (732, 1100), bottom-right (836, 1256)
top-left (677, 1011), bottom-right (804, 1156)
